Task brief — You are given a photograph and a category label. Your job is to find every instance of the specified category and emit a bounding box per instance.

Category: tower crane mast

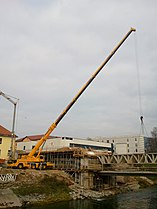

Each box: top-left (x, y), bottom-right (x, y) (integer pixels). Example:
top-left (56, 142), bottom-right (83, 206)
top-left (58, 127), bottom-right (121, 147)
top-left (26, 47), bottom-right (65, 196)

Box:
top-left (0, 90), bottom-right (18, 160)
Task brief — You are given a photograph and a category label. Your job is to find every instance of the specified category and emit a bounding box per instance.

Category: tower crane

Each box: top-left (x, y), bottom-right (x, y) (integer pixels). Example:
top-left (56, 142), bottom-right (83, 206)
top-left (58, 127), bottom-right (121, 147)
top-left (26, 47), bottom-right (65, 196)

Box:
top-left (0, 90), bottom-right (18, 160)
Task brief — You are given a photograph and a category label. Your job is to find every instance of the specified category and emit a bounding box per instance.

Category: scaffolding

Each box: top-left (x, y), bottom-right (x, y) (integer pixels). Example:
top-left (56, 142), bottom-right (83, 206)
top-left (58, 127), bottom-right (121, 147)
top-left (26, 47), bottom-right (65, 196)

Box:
top-left (42, 147), bottom-right (103, 171)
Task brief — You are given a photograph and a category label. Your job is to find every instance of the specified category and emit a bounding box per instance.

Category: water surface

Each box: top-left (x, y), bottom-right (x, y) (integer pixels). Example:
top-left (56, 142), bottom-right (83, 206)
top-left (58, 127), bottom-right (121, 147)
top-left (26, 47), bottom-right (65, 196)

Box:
top-left (25, 186), bottom-right (157, 209)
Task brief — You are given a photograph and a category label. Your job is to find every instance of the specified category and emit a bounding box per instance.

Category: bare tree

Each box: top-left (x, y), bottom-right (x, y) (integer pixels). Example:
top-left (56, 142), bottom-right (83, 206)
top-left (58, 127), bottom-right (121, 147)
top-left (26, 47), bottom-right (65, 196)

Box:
top-left (151, 127), bottom-right (157, 138)
top-left (150, 127), bottom-right (157, 152)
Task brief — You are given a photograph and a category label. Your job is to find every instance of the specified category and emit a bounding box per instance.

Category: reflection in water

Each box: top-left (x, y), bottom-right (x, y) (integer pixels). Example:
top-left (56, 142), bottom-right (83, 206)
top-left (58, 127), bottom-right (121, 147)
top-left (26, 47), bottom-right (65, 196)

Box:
top-left (25, 186), bottom-right (157, 209)
top-left (116, 186), bottom-right (157, 209)
top-left (69, 198), bottom-right (118, 209)
top-left (27, 198), bottom-right (118, 209)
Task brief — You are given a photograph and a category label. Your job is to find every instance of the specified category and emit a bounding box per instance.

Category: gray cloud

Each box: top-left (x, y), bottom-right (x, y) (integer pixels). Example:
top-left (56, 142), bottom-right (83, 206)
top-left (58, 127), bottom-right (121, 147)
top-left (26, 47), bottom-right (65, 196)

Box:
top-left (0, 0), bottom-right (157, 138)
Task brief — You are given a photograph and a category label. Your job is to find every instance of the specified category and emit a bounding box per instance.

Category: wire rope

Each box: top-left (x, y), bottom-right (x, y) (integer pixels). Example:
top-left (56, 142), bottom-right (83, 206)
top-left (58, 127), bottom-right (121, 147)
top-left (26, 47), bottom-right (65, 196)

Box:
top-left (134, 33), bottom-right (148, 136)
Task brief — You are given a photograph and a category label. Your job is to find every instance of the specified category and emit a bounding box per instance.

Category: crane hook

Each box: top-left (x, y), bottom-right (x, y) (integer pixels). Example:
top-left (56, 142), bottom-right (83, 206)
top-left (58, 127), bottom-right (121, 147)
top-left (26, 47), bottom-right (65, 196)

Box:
top-left (140, 116), bottom-right (144, 124)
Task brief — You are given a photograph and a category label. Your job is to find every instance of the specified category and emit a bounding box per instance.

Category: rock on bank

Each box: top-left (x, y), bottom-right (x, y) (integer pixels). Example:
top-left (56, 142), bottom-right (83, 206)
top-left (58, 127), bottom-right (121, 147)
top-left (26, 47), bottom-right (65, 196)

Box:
top-left (0, 188), bottom-right (22, 208)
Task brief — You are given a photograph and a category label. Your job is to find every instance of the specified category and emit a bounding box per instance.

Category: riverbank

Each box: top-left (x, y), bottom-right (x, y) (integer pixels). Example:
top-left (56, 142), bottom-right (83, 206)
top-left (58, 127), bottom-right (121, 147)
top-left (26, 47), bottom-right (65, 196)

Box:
top-left (22, 185), bottom-right (157, 209)
top-left (0, 169), bottom-right (157, 208)
top-left (0, 169), bottom-right (73, 208)
top-left (69, 175), bottom-right (156, 200)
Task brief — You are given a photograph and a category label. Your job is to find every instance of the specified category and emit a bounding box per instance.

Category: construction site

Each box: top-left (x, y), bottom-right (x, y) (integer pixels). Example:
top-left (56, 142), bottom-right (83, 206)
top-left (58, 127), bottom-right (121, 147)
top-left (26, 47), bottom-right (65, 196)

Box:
top-left (1, 29), bottom-right (135, 188)
top-left (14, 147), bottom-right (112, 190)
top-left (1, 28), bottom-right (148, 191)
top-left (1, 26), bottom-right (157, 209)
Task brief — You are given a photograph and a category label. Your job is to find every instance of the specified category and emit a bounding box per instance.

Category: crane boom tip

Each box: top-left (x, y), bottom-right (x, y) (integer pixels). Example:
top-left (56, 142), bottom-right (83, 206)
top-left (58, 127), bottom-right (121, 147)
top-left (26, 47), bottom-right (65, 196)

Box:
top-left (131, 27), bottom-right (136, 32)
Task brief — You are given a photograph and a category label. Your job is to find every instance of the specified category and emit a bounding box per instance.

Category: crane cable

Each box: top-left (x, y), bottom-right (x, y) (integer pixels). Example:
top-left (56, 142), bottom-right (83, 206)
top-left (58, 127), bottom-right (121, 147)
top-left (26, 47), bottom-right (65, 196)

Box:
top-left (134, 33), bottom-right (148, 136)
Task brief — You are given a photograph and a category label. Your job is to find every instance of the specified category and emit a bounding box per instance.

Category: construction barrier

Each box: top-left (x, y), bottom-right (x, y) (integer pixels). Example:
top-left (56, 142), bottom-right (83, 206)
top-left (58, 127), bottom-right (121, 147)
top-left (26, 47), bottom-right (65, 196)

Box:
top-left (0, 173), bottom-right (17, 183)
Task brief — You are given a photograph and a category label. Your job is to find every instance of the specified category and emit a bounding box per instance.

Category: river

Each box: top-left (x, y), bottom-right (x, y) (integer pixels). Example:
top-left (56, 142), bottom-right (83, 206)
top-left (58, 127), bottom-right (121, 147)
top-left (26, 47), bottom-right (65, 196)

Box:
top-left (25, 186), bottom-right (157, 209)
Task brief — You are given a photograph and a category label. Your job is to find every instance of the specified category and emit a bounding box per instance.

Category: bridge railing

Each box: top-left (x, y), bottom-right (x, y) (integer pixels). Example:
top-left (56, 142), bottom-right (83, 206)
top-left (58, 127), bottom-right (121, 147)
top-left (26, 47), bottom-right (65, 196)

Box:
top-left (98, 153), bottom-right (157, 165)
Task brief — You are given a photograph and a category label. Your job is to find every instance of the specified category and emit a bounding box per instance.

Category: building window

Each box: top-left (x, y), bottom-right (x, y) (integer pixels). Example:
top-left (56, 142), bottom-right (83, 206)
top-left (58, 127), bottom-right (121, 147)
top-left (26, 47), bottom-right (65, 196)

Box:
top-left (135, 138), bottom-right (137, 141)
top-left (23, 146), bottom-right (26, 150)
top-left (32, 146), bottom-right (35, 149)
top-left (0, 149), bottom-right (1, 157)
top-left (127, 138), bottom-right (129, 142)
top-left (107, 140), bottom-right (109, 143)
top-left (8, 150), bottom-right (11, 157)
top-left (69, 143), bottom-right (112, 152)
top-left (0, 138), bottom-right (2, 144)
top-left (136, 149), bottom-right (138, 152)
top-left (112, 140), bottom-right (114, 143)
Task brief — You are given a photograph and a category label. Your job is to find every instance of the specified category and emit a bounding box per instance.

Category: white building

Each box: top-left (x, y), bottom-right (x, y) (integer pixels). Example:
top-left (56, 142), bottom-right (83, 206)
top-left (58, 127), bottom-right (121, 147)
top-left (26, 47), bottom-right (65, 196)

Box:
top-left (95, 135), bottom-right (145, 154)
top-left (16, 135), bottom-right (112, 153)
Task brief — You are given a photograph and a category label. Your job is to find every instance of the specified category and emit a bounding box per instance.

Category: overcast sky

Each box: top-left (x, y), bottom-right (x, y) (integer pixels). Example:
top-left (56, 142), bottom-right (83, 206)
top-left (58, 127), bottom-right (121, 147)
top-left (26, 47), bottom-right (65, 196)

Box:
top-left (0, 0), bottom-right (157, 139)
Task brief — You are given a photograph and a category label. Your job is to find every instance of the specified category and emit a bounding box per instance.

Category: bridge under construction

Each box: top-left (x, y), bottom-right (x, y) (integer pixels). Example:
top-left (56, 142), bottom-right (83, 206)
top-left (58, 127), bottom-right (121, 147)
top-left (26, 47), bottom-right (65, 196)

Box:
top-left (39, 147), bottom-right (157, 189)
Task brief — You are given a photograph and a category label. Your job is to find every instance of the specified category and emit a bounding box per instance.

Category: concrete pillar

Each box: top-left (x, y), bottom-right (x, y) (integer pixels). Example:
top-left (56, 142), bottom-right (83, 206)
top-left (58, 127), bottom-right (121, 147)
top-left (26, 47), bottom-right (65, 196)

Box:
top-left (79, 172), bottom-right (94, 189)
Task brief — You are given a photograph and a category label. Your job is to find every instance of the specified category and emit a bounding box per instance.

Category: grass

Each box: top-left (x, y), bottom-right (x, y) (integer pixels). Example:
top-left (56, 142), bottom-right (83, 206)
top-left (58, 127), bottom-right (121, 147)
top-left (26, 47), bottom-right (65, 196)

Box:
top-left (13, 176), bottom-right (71, 202)
top-left (141, 163), bottom-right (157, 168)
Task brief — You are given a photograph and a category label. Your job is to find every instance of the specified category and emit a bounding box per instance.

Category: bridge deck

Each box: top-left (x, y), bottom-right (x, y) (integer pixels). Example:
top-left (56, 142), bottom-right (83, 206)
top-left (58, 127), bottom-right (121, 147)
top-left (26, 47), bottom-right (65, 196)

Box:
top-left (99, 170), bottom-right (157, 176)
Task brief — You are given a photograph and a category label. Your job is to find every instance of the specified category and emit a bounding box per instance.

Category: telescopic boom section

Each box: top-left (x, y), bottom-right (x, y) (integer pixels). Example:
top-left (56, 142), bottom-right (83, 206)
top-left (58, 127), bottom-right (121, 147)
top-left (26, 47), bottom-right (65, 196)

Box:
top-left (0, 91), bottom-right (17, 105)
top-left (28, 27), bottom-right (136, 157)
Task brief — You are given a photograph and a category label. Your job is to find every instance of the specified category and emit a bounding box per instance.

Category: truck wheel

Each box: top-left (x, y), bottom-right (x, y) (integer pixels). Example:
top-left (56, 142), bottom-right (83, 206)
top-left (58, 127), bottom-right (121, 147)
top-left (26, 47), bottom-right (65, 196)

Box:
top-left (18, 164), bottom-right (23, 169)
top-left (31, 164), bottom-right (36, 169)
top-left (42, 164), bottom-right (47, 170)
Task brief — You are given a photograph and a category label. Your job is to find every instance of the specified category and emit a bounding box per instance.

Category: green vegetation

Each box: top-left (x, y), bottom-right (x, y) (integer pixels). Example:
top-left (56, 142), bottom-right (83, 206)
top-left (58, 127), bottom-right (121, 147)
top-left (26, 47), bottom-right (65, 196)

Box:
top-left (148, 176), bottom-right (157, 184)
top-left (13, 176), bottom-right (71, 203)
top-left (141, 164), bottom-right (157, 168)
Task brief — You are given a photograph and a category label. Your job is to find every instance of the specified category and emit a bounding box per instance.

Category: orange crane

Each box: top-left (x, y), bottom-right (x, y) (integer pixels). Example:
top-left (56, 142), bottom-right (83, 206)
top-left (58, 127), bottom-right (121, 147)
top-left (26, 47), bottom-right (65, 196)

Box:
top-left (8, 28), bottom-right (136, 169)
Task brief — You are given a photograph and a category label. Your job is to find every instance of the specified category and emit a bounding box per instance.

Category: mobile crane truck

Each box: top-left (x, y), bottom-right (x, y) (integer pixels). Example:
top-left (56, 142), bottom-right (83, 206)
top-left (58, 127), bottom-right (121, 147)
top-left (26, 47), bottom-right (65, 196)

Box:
top-left (8, 28), bottom-right (136, 169)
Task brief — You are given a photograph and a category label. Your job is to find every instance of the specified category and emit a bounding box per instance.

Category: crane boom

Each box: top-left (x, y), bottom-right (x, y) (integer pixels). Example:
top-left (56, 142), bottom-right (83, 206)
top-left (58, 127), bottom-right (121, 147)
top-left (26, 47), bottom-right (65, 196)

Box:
top-left (28, 27), bottom-right (136, 157)
top-left (0, 91), bottom-right (17, 105)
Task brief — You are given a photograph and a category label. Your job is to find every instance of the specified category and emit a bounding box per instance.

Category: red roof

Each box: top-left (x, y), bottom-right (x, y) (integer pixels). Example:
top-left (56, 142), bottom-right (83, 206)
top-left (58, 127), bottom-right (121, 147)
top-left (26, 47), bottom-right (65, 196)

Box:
top-left (16, 135), bottom-right (59, 142)
top-left (0, 125), bottom-right (12, 137)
